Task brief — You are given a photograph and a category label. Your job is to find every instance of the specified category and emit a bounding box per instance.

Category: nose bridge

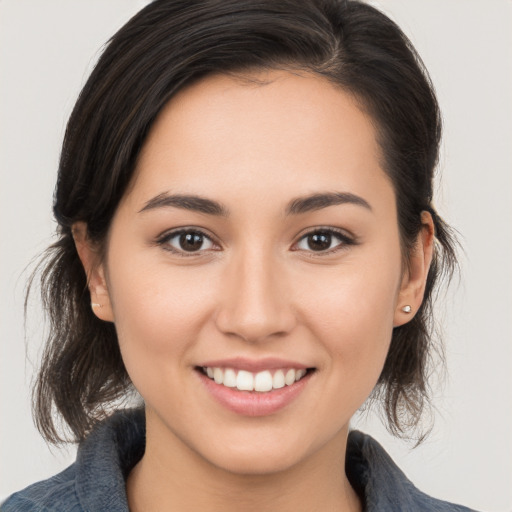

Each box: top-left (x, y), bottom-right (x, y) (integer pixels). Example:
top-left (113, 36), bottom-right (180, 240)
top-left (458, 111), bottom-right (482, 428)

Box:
top-left (215, 243), bottom-right (295, 342)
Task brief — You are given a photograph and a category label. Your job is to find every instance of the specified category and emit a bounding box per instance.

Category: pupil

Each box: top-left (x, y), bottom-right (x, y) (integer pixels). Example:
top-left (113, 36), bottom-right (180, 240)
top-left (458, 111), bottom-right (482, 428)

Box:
top-left (308, 232), bottom-right (331, 251)
top-left (180, 232), bottom-right (203, 251)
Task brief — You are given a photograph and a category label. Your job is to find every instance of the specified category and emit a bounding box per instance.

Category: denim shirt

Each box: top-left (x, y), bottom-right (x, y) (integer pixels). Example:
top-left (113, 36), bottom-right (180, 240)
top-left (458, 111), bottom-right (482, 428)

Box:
top-left (2, 409), bottom-right (477, 511)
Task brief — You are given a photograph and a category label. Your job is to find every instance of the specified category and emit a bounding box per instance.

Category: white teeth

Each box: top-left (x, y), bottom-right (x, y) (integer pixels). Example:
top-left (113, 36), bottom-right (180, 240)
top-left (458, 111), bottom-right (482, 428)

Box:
top-left (285, 369), bottom-right (296, 386)
top-left (213, 367), bottom-right (223, 384)
top-left (202, 366), bottom-right (309, 392)
top-left (295, 369), bottom-right (307, 381)
top-left (223, 368), bottom-right (237, 387)
top-left (254, 370), bottom-right (273, 392)
top-left (272, 370), bottom-right (285, 389)
top-left (236, 370), bottom-right (254, 391)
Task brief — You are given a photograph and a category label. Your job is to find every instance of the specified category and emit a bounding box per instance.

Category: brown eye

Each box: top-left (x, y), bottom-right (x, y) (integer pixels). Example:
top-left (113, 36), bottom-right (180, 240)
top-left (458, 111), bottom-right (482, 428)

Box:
top-left (295, 229), bottom-right (352, 253)
top-left (306, 232), bottom-right (332, 251)
top-left (179, 232), bottom-right (205, 251)
top-left (162, 229), bottom-right (215, 253)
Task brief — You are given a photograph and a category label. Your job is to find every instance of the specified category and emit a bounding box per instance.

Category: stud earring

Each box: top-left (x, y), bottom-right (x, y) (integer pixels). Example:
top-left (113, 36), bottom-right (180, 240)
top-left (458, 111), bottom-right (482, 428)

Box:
top-left (91, 303), bottom-right (102, 309)
top-left (401, 305), bottom-right (412, 313)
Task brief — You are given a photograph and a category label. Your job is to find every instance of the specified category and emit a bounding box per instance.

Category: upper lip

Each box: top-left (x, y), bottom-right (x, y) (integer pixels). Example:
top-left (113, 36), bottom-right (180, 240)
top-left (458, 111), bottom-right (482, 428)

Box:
top-left (198, 357), bottom-right (311, 373)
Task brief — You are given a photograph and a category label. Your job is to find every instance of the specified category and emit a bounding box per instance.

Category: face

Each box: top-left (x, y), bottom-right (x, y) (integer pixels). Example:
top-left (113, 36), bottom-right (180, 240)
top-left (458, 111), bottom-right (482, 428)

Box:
top-left (80, 70), bottom-right (430, 475)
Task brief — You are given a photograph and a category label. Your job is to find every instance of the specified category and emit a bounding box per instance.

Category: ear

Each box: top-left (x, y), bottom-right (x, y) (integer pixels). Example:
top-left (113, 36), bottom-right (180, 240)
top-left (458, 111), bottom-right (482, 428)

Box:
top-left (72, 222), bottom-right (114, 322)
top-left (394, 211), bottom-right (435, 327)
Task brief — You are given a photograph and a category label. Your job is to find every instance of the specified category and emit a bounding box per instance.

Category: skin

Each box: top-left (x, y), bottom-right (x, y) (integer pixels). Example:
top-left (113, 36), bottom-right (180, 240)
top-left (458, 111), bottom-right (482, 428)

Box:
top-left (74, 70), bottom-right (434, 512)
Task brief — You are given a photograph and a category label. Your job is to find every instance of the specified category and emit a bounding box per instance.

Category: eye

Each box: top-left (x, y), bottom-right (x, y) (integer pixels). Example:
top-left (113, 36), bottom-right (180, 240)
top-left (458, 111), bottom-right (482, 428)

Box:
top-left (158, 229), bottom-right (217, 254)
top-left (295, 229), bottom-right (353, 253)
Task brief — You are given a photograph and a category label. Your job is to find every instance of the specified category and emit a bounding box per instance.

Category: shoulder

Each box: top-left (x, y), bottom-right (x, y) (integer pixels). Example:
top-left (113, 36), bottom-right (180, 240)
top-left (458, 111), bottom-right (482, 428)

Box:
top-left (1, 466), bottom-right (80, 512)
top-left (346, 430), bottom-right (479, 512)
top-left (2, 409), bottom-right (145, 512)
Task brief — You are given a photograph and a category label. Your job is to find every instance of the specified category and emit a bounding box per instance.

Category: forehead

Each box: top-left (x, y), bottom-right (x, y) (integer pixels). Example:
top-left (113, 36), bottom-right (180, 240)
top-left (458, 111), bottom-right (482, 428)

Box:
top-left (128, 70), bottom-right (392, 211)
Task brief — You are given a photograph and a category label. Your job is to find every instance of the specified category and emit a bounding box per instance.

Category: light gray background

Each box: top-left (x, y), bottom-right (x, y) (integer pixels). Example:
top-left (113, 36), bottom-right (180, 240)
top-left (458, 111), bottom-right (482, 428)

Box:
top-left (1, 1), bottom-right (511, 510)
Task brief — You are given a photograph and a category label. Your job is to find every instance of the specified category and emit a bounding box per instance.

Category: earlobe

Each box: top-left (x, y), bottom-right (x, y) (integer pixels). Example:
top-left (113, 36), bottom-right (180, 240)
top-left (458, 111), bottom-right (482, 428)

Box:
top-left (393, 211), bottom-right (435, 327)
top-left (72, 222), bottom-right (114, 322)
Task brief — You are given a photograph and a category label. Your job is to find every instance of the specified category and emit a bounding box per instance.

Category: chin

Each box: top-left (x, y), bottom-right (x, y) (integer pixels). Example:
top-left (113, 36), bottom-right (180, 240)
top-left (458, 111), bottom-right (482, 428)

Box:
top-left (210, 449), bottom-right (305, 476)
top-left (196, 432), bottom-right (316, 476)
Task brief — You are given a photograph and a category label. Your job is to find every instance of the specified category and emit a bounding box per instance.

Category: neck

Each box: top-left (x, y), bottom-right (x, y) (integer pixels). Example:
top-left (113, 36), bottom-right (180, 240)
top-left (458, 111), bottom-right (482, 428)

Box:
top-left (127, 412), bottom-right (362, 512)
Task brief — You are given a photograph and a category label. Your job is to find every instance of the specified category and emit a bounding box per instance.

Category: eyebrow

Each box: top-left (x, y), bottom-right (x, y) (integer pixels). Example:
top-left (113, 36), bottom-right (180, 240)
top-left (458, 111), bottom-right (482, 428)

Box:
top-left (285, 192), bottom-right (372, 215)
top-left (139, 191), bottom-right (372, 216)
top-left (139, 193), bottom-right (229, 216)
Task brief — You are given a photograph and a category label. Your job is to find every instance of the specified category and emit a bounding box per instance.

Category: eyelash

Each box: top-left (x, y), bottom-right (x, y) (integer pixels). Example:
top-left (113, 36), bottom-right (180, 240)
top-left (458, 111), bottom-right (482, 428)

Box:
top-left (155, 228), bottom-right (219, 257)
top-left (293, 227), bottom-right (356, 256)
top-left (155, 227), bottom-right (356, 257)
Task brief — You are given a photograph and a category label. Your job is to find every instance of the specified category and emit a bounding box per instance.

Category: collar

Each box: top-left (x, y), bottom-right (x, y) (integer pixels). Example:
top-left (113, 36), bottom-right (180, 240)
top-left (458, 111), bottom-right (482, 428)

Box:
top-left (74, 409), bottom-right (474, 511)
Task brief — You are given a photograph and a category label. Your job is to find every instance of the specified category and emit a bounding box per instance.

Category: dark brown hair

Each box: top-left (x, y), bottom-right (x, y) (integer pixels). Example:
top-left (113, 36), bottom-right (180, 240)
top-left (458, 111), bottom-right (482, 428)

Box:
top-left (32, 0), bottom-right (457, 443)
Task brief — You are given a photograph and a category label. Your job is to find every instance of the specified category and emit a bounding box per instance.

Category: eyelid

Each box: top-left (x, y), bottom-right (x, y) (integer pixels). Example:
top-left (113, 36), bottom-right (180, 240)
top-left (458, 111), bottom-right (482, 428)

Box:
top-left (155, 226), bottom-right (221, 256)
top-left (154, 225), bottom-right (356, 257)
top-left (291, 227), bottom-right (357, 254)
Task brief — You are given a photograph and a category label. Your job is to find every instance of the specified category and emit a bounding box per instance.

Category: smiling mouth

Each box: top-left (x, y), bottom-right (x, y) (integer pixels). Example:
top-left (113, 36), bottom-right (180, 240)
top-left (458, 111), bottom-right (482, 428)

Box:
top-left (197, 366), bottom-right (315, 393)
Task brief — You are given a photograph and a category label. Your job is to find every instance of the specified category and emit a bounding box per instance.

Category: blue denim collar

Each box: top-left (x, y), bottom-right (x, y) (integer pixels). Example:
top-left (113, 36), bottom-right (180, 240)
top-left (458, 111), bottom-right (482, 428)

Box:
top-left (3, 408), bottom-right (477, 511)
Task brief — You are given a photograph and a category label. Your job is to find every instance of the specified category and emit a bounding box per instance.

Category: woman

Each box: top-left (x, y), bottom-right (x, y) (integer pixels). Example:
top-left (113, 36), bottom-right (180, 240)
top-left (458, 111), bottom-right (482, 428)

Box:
top-left (2, 0), bottom-right (480, 510)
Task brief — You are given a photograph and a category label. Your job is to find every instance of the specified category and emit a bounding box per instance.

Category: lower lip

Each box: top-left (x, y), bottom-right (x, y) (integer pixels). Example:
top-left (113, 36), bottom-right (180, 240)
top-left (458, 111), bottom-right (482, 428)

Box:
top-left (196, 369), bottom-right (314, 416)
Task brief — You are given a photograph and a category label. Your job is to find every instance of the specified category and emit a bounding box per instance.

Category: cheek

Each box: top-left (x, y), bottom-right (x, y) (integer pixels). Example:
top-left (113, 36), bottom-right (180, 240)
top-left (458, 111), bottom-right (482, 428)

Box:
top-left (295, 254), bottom-right (401, 384)
top-left (105, 254), bottom-right (217, 382)
top-left (298, 256), bottom-right (400, 330)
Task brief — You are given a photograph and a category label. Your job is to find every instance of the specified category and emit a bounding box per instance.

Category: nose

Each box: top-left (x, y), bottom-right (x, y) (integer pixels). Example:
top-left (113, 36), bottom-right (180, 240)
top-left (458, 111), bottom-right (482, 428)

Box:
top-left (214, 248), bottom-right (297, 343)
